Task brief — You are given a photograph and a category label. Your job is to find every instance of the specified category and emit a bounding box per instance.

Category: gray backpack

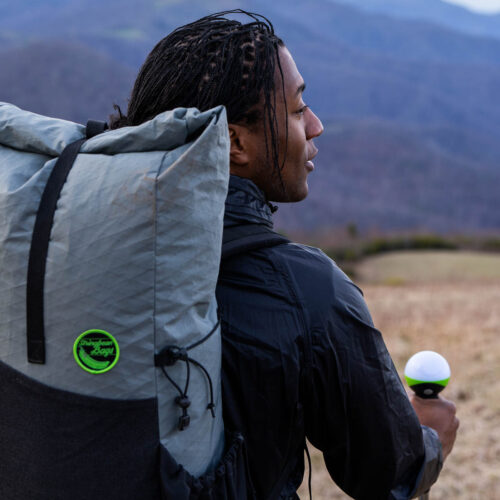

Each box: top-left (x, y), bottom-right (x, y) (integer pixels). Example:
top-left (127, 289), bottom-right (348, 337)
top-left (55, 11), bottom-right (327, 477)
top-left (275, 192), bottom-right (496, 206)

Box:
top-left (0, 102), bottom-right (255, 499)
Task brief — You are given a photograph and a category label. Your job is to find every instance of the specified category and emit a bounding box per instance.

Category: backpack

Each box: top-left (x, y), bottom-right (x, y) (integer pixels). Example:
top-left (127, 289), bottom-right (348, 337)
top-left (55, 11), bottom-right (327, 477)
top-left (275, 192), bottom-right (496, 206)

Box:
top-left (0, 102), bottom-right (255, 499)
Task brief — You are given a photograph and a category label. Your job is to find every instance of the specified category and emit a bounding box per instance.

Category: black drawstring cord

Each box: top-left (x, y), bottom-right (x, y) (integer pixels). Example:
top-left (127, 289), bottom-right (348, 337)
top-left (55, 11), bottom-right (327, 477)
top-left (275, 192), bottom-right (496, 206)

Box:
top-left (154, 319), bottom-right (220, 431)
top-left (185, 319), bottom-right (220, 350)
top-left (304, 441), bottom-right (312, 500)
top-left (187, 355), bottom-right (216, 417)
top-left (159, 364), bottom-right (192, 430)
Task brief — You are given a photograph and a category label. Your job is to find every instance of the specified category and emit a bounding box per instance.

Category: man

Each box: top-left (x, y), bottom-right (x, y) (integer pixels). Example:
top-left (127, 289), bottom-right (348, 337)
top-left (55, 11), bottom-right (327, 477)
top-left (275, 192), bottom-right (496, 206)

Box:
top-left (111, 10), bottom-right (459, 499)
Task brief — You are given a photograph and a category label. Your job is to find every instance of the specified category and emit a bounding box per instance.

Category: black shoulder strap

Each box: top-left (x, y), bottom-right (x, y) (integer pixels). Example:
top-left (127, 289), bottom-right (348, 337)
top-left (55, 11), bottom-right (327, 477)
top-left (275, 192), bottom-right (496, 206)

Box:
top-left (86, 119), bottom-right (109, 138)
top-left (221, 224), bottom-right (290, 262)
top-left (26, 120), bottom-right (108, 364)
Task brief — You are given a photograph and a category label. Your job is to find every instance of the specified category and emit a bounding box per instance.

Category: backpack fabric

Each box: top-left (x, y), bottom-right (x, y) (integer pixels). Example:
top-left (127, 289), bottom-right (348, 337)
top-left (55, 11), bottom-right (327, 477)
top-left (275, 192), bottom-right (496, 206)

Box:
top-left (0, 102), bottom-right (255, 499)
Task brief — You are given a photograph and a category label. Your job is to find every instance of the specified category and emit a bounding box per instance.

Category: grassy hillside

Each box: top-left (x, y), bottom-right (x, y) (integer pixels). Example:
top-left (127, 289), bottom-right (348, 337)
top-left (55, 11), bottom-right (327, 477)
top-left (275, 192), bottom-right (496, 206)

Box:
top-left (298, 251), bottom-right (500, 498)
top-left (355, 250), bottom-right (500, 284)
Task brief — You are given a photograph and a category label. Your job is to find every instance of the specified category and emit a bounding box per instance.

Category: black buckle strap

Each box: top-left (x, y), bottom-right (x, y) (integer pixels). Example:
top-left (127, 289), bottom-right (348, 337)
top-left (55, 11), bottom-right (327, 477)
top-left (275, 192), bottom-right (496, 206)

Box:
top-left (26, 121), bottom-right (108, 364)
top-left (26, 138), bottom-right (85, 363)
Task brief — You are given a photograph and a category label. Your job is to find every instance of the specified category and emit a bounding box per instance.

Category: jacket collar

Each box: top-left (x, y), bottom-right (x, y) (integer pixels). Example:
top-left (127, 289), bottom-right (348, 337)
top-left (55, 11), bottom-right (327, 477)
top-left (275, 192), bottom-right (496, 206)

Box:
top-left (224, 175), bottom-right (275, 229)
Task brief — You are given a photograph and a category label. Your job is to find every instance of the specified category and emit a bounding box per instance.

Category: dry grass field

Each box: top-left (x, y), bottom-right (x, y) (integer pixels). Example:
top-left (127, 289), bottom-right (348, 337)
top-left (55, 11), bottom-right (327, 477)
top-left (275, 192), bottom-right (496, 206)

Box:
top-left (298, 251), bottom-right (500, 499)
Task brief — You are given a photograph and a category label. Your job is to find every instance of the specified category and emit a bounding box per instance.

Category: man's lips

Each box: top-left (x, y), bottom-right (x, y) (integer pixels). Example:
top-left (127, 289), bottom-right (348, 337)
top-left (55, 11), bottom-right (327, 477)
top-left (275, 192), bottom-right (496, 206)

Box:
top-left (306, 147), bottom-right (318, 171)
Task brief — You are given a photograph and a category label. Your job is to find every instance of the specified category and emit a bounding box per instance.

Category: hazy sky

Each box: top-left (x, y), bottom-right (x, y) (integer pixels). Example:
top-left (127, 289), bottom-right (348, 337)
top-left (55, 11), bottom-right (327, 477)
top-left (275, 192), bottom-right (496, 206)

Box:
top-left (443, 0), bottom-right (500, 13)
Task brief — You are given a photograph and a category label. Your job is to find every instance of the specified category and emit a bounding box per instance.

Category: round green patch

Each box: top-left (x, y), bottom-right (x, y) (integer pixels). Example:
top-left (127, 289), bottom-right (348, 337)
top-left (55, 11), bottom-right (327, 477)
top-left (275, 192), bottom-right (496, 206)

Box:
top-left (73, 329), bottom-right (120, 374)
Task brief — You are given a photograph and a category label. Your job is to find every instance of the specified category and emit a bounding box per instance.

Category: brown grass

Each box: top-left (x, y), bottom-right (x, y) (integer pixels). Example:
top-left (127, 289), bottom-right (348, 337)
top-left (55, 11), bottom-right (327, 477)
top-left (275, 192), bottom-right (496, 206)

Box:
top-left (298, 252), bottom-right (500, 499)
top-left (355, 251), bottom-right (500, 285)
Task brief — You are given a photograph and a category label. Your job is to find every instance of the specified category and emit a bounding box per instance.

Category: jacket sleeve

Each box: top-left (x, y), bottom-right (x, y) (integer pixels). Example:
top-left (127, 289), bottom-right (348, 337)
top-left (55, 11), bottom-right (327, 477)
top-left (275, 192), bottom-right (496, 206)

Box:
top-left (302, 259), bottom-right (443, 499)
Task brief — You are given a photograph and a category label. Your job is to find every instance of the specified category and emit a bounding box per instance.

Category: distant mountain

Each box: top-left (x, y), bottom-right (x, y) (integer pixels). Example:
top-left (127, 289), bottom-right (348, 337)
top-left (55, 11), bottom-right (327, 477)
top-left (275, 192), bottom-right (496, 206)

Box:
top-left (1, 0), bottom-right (499, 234)
top-left (3, 0), bottom-right (500, 67)
top-left (4, 0), bottom-right (497, 135)
top-left (333, 0), bottom-right (500, 40)
top-left (0, 0), bottom-right (223, 67)
top-left (294, 35), bottom-right (500, 140)
top-left (267, 0), bottom-right (500, 66)
top-left (0, 41), bottom-right (135, 123)
top-left (275, 118), bottom-right (500, 233)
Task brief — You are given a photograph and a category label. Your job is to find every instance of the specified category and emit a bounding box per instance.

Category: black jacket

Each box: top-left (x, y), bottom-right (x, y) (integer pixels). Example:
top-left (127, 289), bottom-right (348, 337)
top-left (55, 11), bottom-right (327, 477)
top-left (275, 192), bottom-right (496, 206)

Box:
top-left (217, 175), bottom-right (442, 500)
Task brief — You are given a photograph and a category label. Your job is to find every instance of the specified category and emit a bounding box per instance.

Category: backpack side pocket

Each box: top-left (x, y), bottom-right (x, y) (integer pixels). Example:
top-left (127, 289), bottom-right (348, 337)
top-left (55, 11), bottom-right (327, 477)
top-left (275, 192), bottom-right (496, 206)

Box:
top-left (159, 431), bottom-right (256, 500)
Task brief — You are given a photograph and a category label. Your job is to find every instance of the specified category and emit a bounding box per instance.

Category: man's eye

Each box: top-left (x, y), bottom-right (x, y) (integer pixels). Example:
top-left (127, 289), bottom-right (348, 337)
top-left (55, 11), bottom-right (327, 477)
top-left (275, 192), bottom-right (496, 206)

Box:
top-left (296, 104), bottom-right (309, 115)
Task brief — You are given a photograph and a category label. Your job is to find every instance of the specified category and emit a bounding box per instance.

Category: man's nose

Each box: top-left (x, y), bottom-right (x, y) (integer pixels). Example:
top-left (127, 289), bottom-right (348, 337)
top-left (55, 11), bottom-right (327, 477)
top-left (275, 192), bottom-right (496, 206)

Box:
top-left (306, 109), bottom-right (324, 140)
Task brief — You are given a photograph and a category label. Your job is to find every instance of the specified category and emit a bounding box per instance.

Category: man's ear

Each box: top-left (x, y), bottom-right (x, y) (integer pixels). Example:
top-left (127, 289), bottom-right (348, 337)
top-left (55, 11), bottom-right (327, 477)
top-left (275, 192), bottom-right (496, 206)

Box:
top-left (228, 124), bottom-right (251, 170)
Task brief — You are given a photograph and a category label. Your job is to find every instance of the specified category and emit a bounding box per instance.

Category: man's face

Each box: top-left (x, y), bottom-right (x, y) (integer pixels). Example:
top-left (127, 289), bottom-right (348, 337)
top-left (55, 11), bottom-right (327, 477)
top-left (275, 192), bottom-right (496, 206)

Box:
top-left (241, 46), bottom-right (324, 202)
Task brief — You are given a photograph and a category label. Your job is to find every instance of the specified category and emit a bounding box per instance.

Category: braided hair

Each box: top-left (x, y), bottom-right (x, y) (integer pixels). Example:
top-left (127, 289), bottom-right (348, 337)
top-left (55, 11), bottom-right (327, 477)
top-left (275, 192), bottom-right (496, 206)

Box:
top-left (110, 9), bottom-right (287, 188)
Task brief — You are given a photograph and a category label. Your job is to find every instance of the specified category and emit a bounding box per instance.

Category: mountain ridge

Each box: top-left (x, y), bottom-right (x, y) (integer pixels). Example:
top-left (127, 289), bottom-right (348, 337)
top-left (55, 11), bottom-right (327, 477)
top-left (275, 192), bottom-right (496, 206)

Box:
top-left (333, 0), bottom-right (500, 40)
top-left (0, 0), bottom-right (498, 234)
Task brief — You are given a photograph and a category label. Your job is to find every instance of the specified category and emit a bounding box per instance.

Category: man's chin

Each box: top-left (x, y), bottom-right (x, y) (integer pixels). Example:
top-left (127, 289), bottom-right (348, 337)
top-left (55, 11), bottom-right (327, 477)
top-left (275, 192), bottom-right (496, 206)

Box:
top-left (270, 185), bottom-right (309, 203)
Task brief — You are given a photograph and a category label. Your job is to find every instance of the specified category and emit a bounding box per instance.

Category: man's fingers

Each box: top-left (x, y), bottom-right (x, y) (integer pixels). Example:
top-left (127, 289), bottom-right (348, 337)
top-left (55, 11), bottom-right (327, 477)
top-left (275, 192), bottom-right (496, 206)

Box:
top-left (410, 394), bottom-right (459, 461)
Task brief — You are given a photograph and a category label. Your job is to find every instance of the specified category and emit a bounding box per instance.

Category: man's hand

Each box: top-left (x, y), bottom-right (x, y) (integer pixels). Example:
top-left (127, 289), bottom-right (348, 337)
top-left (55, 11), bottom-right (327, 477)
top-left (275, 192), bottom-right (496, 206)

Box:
top-left (410, 394), bottom-right (459, 461)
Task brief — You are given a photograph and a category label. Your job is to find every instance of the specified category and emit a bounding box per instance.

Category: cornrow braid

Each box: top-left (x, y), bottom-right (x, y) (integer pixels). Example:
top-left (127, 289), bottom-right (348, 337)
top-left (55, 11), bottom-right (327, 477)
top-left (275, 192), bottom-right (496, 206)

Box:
top-left (110, 9), bottom-right (288, 191)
